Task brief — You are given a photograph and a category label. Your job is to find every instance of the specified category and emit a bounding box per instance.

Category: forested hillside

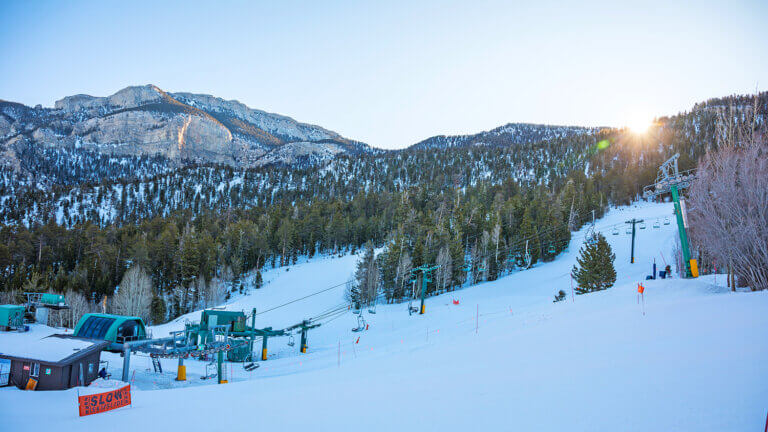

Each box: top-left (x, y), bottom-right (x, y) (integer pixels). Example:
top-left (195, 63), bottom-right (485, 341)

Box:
top-left (0, 92), bottom-right (764, 323)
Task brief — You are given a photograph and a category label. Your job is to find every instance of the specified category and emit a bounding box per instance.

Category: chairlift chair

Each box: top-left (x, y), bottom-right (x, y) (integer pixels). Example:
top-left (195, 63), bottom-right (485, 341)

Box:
top-left (663, 217), bottom-right (670, 225)
top-left (639, 222), bottom-right (647, 229)
top-left (653, 219), bottom-right (660, 229)
top-left (408, 301), bottom-right (419, 315)
top-left (243, 353), bottom-right (259, 371)
top-left (287, 334), bottom-right (295, 347)
top-left (625, 227), bottom-right (632, 234)
top-left (201, 361), bottom-right (217, 380)
top-left (611, 227), bottom-right (619, 235)
top-left (352, 314), bottom-right (367, 332)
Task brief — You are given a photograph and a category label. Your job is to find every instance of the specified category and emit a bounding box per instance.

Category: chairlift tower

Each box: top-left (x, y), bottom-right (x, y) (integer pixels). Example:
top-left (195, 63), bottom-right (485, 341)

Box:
top-left (411, 265), bottom-right (440, 315)
top-left (642, 153), bottom-right (698, 278)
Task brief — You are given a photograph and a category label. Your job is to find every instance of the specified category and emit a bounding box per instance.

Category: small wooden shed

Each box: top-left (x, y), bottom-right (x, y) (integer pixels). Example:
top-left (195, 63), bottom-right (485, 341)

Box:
top-left (0, 334), bottom-right (109, 390)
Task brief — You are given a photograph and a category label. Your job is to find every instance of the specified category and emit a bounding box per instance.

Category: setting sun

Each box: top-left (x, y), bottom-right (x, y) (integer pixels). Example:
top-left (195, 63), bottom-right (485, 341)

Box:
top-left (626, 117), bottom-right (653, 135)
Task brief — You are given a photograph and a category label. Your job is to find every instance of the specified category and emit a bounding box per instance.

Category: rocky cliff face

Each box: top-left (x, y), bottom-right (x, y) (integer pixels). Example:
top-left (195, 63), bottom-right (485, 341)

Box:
top-left (0, 85), bottom-right (368, 168)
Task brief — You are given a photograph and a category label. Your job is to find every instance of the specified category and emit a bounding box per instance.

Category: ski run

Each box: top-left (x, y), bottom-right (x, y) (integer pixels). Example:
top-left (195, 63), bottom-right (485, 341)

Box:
top-left (1, 202), bottom-right (766, 431)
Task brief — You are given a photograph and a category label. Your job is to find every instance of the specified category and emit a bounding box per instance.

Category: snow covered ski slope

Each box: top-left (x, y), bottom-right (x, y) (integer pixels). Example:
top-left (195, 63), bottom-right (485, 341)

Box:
top-left (1, 202), bottom-right (766, 431)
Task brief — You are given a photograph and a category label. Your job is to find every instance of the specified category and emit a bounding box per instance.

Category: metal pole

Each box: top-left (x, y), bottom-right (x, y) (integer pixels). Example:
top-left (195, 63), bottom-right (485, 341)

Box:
top-left (250, 308), bottom-right (256, 354)
top-left (176, 356), bottom-right (185, 381)
top-left (631, 219), bottom-right (636, 264)
top-left (419, 272), bottom-right (426, 315)
top-left (671, 185), bottom-right (693, 277)
top-left (626, 219), bottom-right (642, 264)
top-left (475, 304), bottom-right (479, 334)
top-left (121, 346), bottom-right (131, 382)
top-left (261, 335), bottom-right (268, 361)
top-left (217, 350), bottom-right (226, 384)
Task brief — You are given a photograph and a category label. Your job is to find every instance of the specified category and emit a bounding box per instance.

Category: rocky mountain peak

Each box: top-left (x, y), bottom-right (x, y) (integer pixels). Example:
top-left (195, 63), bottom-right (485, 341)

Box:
top-left (4, 85), bottom-right (369, 167)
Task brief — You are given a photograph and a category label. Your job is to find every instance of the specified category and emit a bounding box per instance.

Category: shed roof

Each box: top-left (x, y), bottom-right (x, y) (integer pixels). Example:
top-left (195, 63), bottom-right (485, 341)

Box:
top-left (0, 334), bottom-right (108, 365)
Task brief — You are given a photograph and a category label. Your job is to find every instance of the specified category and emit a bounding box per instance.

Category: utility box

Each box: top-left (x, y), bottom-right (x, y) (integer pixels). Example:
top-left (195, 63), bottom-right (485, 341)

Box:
top-left (0, 305), bottom-right (25, 331)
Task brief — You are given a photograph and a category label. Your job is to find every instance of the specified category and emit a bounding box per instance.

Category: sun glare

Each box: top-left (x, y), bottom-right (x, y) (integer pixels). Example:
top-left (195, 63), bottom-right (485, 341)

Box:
top-left (627, 117), bottom-right (653, 135)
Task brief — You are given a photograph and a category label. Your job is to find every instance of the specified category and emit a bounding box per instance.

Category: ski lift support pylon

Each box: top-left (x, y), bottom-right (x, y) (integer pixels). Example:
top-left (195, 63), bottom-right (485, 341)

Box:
top-left (642, 153), bottom-right (698, 278)
top-left (411, 264), bottom-right (441, 315)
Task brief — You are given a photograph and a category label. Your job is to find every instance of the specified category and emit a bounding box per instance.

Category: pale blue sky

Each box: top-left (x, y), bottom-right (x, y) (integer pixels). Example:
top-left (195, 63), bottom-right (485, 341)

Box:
top-left (1, 0), bottom-right (766, 149)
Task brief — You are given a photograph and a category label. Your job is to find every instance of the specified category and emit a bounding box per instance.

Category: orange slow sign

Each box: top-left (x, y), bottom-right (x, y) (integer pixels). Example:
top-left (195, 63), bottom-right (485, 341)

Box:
top-left (78, 384), bottom-right (131, 416)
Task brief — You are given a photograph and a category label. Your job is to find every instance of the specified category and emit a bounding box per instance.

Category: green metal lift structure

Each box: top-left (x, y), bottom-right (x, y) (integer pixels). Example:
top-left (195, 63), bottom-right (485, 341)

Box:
top-left (284, 319), bottom-right (321, 353)
top-left (106, 307), bottom-right (326, 384)
top-left (643, 153), bottom-right (699, 278)
top-left (411, 265), bottom-right (440, 315)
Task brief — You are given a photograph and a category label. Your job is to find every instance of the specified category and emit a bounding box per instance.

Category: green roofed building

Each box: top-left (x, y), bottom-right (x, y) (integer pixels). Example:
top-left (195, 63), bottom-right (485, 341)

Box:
top-left (74, 313), bottom-right (147, 345)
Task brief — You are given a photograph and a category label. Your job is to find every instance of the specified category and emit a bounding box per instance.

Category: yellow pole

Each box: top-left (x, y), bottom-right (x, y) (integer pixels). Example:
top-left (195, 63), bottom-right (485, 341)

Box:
top-left (176, 365), bottom-right (186, 381)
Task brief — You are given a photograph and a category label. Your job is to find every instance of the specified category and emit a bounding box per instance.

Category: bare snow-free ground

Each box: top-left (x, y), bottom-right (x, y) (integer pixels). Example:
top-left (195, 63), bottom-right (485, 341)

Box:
top-left (1, 202), bottom-right (766, 431)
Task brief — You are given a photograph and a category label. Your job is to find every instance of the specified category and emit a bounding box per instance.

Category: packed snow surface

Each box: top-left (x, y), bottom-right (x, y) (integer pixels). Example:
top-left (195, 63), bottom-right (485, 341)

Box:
top-left (0, 202), bottom-right (766, 431)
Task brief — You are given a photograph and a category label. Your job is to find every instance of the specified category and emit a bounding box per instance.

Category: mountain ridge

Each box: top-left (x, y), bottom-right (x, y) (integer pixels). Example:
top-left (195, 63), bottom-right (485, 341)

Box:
top-left (0, 84), bottom-right (369, 168)
top-left (409, 122), bottom-right (603, 150)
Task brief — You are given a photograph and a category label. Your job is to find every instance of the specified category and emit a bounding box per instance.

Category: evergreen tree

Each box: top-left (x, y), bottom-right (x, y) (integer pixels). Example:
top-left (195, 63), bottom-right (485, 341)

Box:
top-left (347, 241), bottom-right (380, 309)
top-left (149, 295), bottom-right (166, 324)
top-left (571, 233), bottom-right (616, 294)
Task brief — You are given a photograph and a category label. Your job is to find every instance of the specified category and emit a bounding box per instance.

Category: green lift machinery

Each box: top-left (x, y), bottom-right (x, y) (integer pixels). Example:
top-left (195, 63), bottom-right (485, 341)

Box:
top-left (643, 153), bottom-right (699, 278)
top-left (108, 306), bottom-right (329, 384)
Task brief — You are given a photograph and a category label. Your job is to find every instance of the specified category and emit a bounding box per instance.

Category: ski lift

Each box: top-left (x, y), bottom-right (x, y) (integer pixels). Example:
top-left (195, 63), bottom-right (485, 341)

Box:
top-left (663, 217), bottom-right (671, 225)
top-left (352, 314), bottom-right (367, 332)
top-left (368, 296), bottom-right (378, 314)
top-left (625, 227), bottom-right (632, 234)
top-left (287, 334), bottom-right (295, 347)
top-left (201, 361), bottom-right (217, 380)
top-left (408, 301), bottom-right (419, 315)
top-left (548, 244), bottom-right (556, 254)
top-left (407, 279), bottom-right (420, 315)
top-left (639, 222), bottom-right (647, 230)
top-left (653, 219), bottom-right (660, 229)
top-left (611, 227), bottom-right (619, 235)
top-left (243, 353), bottom-right (259, 372)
